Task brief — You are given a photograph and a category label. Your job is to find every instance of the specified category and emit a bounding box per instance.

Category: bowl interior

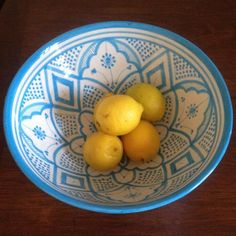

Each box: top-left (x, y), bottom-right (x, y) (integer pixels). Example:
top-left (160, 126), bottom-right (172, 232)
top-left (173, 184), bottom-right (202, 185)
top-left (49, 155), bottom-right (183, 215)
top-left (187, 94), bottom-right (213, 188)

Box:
top-left (5, 22), bottom-right (230, 212)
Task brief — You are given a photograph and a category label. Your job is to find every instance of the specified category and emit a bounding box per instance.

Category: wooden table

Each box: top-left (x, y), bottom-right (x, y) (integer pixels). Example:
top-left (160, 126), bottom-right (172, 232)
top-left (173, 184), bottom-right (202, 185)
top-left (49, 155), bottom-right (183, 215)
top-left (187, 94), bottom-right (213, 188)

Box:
top-left (0, 0), bottom-right (235, 235)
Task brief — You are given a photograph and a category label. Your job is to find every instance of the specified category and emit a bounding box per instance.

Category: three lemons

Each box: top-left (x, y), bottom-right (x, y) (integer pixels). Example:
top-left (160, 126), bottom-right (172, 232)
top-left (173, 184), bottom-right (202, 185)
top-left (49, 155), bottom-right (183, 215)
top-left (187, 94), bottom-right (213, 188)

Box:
top-left (83, 83), bottom-right (165, 171)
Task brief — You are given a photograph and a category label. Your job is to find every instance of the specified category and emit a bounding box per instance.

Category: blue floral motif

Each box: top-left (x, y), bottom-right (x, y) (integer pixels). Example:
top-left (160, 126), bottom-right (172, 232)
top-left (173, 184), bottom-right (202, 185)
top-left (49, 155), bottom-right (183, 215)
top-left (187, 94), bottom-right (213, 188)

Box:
top-left (33, 126), bottom-right (46, 140)
top-left (100, 53), bottom-right (116, 69)
top-left (186, 104), bottom-right (198, 119)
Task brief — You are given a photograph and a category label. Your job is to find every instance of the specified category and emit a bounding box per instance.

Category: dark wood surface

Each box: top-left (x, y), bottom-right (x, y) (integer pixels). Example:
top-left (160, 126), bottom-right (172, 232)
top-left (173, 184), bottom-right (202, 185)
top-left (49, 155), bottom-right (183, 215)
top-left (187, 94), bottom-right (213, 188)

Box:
top-left (0, 0), bottom-right (235, 235)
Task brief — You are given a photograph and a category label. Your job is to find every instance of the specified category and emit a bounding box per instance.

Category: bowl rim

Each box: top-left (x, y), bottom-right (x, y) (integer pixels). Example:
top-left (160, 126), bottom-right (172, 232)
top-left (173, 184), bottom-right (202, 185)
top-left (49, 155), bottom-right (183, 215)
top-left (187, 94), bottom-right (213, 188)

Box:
top-left (3, 21), bottom-right (233, 214)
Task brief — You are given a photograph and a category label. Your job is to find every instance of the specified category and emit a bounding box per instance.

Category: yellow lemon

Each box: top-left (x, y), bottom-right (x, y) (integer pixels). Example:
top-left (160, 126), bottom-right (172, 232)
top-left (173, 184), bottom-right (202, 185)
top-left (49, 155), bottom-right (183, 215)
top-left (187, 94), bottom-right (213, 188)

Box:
top-left (83, 132), bottom-right (123, 171)
top-left (121, 120), bottom-right (160, 161)
top-left (126, 83), bottom-right (165, 121)
top-left (94, 94), bottom-right (143, 136)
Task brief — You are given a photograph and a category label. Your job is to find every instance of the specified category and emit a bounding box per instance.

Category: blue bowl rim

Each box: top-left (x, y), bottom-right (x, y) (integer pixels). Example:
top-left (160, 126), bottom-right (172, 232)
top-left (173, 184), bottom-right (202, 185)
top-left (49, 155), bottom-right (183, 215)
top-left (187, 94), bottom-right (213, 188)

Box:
top-left (3, 21), bottom-right (233, 214)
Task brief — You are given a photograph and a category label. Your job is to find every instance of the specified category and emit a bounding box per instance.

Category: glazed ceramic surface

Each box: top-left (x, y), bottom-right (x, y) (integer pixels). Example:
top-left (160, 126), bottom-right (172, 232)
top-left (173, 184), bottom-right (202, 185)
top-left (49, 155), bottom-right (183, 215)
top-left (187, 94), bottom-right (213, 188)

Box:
top-left (4, 22), bottom-right (232, 213)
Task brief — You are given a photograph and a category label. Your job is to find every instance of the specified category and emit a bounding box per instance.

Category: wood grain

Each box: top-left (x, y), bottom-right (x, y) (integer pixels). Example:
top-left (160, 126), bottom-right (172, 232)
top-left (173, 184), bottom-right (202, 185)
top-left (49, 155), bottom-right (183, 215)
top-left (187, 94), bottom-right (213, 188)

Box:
top-left (0, 0), bottom-right (235, 235)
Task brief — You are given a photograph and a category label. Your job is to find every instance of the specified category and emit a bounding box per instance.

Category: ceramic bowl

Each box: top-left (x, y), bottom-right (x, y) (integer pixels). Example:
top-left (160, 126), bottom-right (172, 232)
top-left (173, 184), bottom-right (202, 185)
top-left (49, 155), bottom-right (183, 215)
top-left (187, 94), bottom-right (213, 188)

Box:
top-left (4, 22), bottom-right (233, 213)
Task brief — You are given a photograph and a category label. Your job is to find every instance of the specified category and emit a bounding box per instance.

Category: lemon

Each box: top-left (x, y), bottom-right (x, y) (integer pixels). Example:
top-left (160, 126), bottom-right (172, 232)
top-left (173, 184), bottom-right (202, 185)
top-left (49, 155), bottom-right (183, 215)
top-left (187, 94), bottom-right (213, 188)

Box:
top-left (126, 83), bottom-right (165, 121)
top-left (94, 94), bottom-right (143, 136)
top-left (83, 132), bottom-right (123, 171)
top-left (121, 120), bottom-right (160, 161)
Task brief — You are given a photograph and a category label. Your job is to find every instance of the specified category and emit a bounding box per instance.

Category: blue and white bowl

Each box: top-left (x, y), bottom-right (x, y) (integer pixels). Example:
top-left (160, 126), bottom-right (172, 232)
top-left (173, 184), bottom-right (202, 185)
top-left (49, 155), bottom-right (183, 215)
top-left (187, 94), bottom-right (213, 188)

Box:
top-left (4, 22), bottom-right (233, 213)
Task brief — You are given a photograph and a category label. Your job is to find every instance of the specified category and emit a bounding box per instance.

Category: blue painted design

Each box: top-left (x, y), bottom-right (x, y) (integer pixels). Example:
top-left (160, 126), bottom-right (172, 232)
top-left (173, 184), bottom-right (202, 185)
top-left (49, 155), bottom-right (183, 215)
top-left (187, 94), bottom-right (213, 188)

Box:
top-left (23, 142), bottom-right (52, 181)
top-left (126, 38), bottom-right (162, 62)
top-left (82, 85), bottom-right (105, 109)
top-left (49, 45), bottom-right (83, 72)
top-left (170, 152), bottom-right (194, 175)
top-left (52, 74), bottom-right (74, 106)
top-left (54, 110), bottom-right (78, 139)
top-left (3, 22), bottom-right (233, 214)
top-left (113, 39), bottom-right (141, 68)
top-left (33, 126), bottom-right (46, 140)
top-left (21, 73), bottom-right (45, 108)
top-left (101, 52), bottom-right (116, 69)
top-left (146, 63), bottom-right (166, 89)
top-left (61, 172), bottom-right (85, 189)
top-left (186, 103), bottom-right (198, 119)
top-left (173, 54), bottom-right (199, 80)
top-left (160, 131), bottom-right (189, 162)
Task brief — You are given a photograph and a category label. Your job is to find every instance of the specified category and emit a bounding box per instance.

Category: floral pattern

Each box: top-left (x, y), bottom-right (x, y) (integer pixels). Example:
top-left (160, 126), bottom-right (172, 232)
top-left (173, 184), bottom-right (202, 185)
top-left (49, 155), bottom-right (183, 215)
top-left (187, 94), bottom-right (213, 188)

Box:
top-left (101, 53), bottom-right (116, 69)
top-left (33, 126), bottom-right (46, 140)
top-left (21, 108), bottom-right (63, 162)
top-left (186, 104), bottom-right (198, 119)
top-left (10, 27), bottom-right (221, 208)
top-left (174, 89), bottom-right (210, 139)
top-left (82, 41), bottom-right (139, 89)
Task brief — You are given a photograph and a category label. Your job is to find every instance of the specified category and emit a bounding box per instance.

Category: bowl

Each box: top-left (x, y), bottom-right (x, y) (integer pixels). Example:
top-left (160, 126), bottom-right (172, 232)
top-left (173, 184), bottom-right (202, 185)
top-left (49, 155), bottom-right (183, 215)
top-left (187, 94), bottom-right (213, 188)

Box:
top-left (4, 21), bottom-right (233, 214)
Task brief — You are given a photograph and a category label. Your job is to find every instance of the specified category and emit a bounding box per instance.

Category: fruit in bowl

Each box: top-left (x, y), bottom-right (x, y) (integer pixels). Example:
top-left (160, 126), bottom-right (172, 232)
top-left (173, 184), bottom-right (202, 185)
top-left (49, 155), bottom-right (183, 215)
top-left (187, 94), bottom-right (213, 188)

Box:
top-left (4, 22), bottom-right (232, 213)
top-left (83, 132), bottom-right (123, 171)
top-left (93, 94), bottom-right (144, 136)
top-left (122, 120), bottom-right (161, 162)
top-left (83, 83), bottom-right (164, 170)
top-left (126, 83), bottom-right (165, 121)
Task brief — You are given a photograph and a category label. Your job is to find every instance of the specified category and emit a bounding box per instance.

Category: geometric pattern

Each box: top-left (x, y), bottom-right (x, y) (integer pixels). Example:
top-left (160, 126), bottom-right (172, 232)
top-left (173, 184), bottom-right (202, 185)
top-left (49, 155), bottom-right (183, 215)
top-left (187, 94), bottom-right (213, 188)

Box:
top-left (169, 152), bottom-right (194, 175)
top-left (173, 54), bottom-right (200, 81)
top-left (53, 74), bottom-right (74, 106)
top-left (126, 38), bottom-right (162, 62)
top-left (46, 69), bottom-right (78, 109)
top-left (49, 46), bottom-right (83, 73)
top-left (8, 25), bottom-right (224, 209)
